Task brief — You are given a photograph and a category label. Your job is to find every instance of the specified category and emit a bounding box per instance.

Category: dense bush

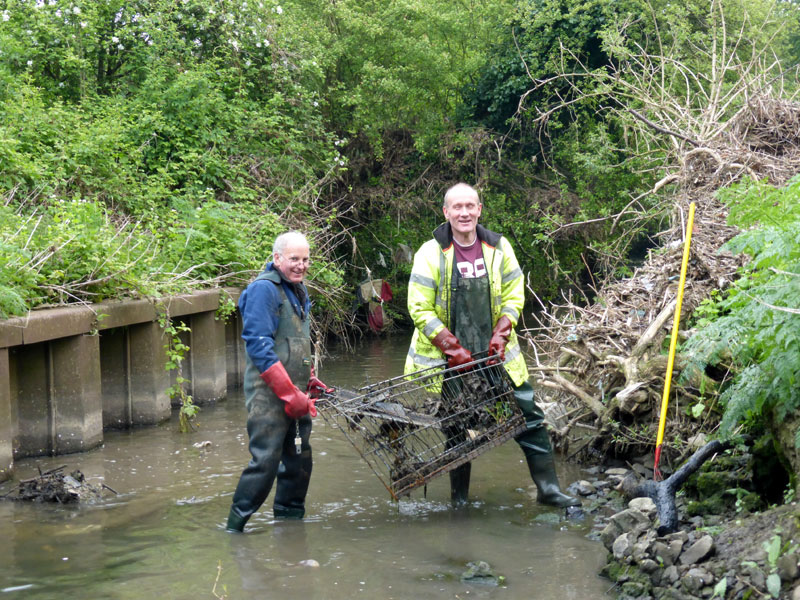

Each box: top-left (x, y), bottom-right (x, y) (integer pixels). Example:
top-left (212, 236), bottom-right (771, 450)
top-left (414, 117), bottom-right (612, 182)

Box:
top-left (0, 0), bottom-right (347, 318)
top-left (2, 0), bottom-right (797, 325)
top-left (0, 195), bottom-right (285, 317)
top-left (684, 177), bottom-right (800, 447)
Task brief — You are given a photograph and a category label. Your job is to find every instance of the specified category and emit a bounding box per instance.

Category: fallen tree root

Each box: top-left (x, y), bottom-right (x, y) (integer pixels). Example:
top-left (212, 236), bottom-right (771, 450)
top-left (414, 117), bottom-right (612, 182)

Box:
top-left (619, 438), bottom-right (743, 535)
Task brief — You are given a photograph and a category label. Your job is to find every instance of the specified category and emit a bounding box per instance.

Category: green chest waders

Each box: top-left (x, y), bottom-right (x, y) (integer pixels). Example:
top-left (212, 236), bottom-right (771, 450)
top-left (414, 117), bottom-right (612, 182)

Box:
top-left (228, 282), bottom-right (314, 531)
top-left (445, 271), bottom-right (580, 508)
top-left (445, 271), bottom-right (493, 503)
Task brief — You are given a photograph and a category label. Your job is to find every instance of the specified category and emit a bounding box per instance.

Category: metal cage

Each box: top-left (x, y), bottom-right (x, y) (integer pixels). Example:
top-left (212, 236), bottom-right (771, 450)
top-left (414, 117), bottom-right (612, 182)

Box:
top-left (319, 354), bottom-right (527, 499)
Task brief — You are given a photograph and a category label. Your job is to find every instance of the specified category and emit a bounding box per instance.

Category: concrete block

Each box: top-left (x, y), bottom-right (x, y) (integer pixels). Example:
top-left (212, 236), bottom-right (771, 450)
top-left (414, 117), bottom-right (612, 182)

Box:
top-left (13, 343), bottom-right (52, 458)
top-left (0, 319), bottom-right (24, 349)
top-left (222, 287), bottom-right (242, 304)
top-left (95, 299), bottom-right (157, 330)
top-left (50, 334), bottom-right (103, 454)
top-left (7, 349), bottom-right (17, 454)
top-left (189, 311), bottom-right (227, 403)
top-left (101, 323), bottom-right (170, 428)
top-left (160, 289), bottom-right (220, 318)
top-left (128, 322), bottom-right (170, 425)
top-left (225, 310), bottom-right (245, 389)
top-left (21, 305), bottom-right (95, 345)
top-left (100, 328), bottom-right (130, 429)
top-left (0, 349), bottom-right (13, 481)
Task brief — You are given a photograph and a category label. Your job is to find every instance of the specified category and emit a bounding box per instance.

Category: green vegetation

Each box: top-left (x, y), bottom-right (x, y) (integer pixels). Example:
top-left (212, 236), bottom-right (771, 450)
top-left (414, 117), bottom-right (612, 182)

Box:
top-left (158, 311), bottom-right (197, 432)
top-left (1, 0), bottom-right (797, 491)
top-left (0, 0), bottom-right (343, 317)
top-left (684, 177), bottom-right (800, 449)
top-left (0, 196), bottom-right (283, 317)
top-left (2, 0), bottom-right (799, 326)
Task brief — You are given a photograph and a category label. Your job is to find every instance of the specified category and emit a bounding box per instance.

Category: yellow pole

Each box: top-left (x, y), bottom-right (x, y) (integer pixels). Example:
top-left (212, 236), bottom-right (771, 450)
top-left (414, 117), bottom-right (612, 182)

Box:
top-left (654, 202), bottom-right (696, 480)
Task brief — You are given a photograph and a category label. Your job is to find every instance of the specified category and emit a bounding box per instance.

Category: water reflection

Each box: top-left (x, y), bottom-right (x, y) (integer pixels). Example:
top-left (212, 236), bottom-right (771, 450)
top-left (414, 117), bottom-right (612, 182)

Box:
top-left (0, 336), bottom-right (611, 599)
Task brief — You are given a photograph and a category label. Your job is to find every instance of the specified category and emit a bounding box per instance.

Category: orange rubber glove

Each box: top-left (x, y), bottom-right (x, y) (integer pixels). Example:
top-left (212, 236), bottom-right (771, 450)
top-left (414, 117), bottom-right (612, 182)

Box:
top-left (488, 316), bottom-right (513, 364)
top-left (431, 328), bottom-right (473, 371)
top-left (260, 361), bottom-right (316, 418)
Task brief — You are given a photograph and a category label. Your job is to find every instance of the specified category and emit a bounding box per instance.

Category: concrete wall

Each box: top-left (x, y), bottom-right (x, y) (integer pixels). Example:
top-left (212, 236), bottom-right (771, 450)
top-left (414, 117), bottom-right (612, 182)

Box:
top-left (0, 349), bottom-right (12, 480)
top-left (12, 343), bottom-right (51, 458)
top-left (0, 288), bottom-right (244, 482)
top-left (50, 334), bottom-right (104, 454)
top-left (226, 311), bottom-right (245, 390)
top-left (101, 323), bottom-right (171, 429)
top-left (188, 311), bottom-right (227, 403)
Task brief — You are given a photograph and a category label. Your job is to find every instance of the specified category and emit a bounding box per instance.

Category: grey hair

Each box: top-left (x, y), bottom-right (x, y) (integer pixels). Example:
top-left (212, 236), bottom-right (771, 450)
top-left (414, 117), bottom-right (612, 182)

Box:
top-left (443, 183), bottom-right (480, 208)
top-left (272, 231), bottom-right (309, 257)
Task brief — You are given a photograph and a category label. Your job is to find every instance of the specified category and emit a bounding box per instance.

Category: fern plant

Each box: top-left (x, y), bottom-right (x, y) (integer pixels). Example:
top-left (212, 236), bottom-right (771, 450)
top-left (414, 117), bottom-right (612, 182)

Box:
top-left (683, 177), bottom-right (800, 449)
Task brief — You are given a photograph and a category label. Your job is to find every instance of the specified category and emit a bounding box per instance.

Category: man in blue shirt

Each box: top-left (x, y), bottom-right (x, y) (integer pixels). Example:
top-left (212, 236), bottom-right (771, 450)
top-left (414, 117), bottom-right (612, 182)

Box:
top-left (226, 231), bottom-right (330, 532)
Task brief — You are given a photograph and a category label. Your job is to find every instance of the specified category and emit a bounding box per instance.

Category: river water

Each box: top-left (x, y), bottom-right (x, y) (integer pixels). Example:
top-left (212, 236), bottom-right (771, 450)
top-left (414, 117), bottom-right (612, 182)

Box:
top-left (0, 336), bottom-right (612, 599)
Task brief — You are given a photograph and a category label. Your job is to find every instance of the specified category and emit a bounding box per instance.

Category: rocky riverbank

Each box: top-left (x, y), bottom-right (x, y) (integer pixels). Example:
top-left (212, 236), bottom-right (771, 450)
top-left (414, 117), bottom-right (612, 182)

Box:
top-left (571, 460), bottom-right (800, 599)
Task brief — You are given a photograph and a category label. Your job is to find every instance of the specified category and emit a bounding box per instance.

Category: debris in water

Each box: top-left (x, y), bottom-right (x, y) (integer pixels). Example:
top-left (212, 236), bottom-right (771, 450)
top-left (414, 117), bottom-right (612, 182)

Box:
top-left (0, 465), bottom-right (114, 503)
top-left (297, 559), bottom-right (320, 568)
top-left (460, 561), bottom-right (505, 586)
top-left (320, 354), bottom-right (526, 498)
top-left (618, 438), bottom-right (742, 535)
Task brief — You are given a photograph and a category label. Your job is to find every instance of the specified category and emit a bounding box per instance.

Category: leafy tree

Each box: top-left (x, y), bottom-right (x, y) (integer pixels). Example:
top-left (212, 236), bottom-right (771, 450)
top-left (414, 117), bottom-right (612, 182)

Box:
top-left (290, 0), bottom-right (514, 155)
top-left (460, 0), bottom-right (612, 136)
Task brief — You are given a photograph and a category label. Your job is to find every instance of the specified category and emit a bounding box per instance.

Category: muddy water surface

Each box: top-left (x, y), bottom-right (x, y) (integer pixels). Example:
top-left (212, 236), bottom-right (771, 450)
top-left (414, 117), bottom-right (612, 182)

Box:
top-left (0, 337), bottom-right (612, 599)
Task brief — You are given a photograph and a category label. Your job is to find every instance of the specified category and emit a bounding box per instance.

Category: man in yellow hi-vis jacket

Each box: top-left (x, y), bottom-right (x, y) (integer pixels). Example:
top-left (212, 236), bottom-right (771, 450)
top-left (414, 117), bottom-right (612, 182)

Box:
top-left (405, 183), bottom-right (579, 508)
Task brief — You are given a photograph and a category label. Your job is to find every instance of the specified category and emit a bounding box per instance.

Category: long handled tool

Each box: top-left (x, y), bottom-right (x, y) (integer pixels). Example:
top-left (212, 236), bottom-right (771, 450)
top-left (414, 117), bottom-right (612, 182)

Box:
top-left (654, 202), bottom-right (696, 481)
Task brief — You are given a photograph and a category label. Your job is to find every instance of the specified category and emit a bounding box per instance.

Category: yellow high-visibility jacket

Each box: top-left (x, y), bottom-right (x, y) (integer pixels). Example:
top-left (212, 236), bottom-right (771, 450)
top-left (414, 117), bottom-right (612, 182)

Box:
top-left (404, 222), bottom-right (529, 386)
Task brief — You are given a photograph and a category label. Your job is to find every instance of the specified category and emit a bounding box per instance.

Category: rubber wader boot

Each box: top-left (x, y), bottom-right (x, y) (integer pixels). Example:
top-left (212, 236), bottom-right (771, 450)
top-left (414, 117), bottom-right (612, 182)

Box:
top-left (273, 417), bottom-right (313, 519)
top-left (514, 382), bottom-right (580, 508)
top-left (523, 451), bottom-right (581, 508)
top-left (449, 462), bottom-right (471, 504)
top-left (227, 403), bottom-right (288, 532)
top-left (226, 508), bottom-right (249, 533)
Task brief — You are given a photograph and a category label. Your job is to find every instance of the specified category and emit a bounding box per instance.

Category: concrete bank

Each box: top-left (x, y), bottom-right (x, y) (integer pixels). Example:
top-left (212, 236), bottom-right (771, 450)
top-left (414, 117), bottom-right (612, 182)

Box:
top-left (0, 289), bottom-right (245, 482)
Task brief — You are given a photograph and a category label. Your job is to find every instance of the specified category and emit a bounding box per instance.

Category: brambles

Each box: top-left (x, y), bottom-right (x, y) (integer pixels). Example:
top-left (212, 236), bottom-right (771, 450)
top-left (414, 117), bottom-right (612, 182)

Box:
top-left (0, 0), bottom-right (348, 325)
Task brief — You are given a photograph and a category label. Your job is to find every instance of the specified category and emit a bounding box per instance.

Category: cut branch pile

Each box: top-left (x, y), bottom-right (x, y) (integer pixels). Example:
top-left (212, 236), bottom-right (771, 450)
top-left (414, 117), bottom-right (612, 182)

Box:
top-left (524, 96), bottom-right (800, 467)
top-left (680, 96), bottom-right (800, 191)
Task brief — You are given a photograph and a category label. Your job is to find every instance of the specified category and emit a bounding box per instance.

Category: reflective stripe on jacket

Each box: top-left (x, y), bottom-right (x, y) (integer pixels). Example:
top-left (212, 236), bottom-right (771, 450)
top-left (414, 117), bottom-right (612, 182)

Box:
top-left (404, 222), bottom-right (529, 386)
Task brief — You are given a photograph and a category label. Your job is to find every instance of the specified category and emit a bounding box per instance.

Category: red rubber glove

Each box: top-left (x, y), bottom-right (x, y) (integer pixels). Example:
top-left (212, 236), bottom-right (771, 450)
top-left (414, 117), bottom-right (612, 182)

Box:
top-left (487, 316), bottom-right (513, 364)
top-left (307, 366), bottom-right (334, 400)
top-left (260, 361), bottom-right (316, 418)
top-left (431, 328), bottom-right (473, 371)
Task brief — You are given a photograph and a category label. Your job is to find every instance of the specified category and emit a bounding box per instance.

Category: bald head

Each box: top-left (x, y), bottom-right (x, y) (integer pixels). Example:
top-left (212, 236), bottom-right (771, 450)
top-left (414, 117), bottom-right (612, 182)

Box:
top-left (442, 183), bottom-right (482, 245)
top-left (443, 183), bottom-right (480, 209)
top-left (273, 231), bottom-right (309, 257)
top-left (272, 231), bottom-right (310, 284)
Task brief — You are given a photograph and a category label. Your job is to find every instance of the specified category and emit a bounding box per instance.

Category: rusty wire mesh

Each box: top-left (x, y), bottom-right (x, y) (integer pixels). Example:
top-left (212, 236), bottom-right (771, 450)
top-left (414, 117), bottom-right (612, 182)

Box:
top-left (319, 354), bottom-right (526, 498)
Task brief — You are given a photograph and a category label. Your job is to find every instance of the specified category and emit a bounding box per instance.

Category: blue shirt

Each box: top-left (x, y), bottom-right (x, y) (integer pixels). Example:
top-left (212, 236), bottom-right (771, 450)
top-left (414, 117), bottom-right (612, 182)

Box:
top-left (238, 262), bottom-right (311, 373)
